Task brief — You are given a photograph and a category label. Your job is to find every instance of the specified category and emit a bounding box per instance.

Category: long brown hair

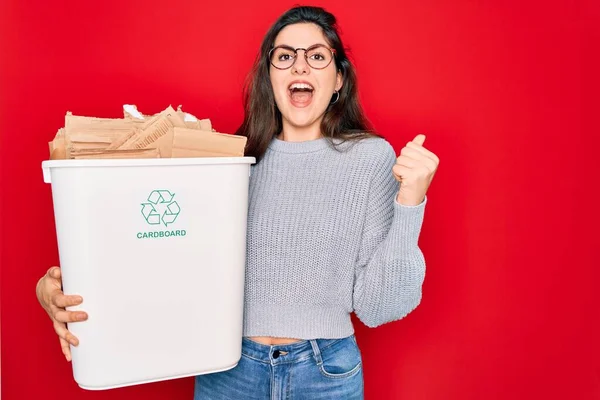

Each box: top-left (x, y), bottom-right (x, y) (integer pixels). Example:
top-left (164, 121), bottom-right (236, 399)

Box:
top-left (235, 6), bottom-right (380, 161)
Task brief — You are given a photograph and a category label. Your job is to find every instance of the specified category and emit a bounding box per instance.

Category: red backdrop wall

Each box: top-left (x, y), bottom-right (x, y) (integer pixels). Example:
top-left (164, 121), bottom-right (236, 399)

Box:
top-left (1, 0), bottom-right (599, 399)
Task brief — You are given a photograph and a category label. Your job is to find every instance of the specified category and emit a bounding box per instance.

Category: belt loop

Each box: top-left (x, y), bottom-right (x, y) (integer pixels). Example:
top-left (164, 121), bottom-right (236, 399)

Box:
top-left (309, 339), bottom-right (322, 366)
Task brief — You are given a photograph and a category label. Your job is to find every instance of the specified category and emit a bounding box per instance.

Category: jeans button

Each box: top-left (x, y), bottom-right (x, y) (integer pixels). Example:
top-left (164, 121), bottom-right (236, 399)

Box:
top-left (272, 350), bottom-right (280, 359)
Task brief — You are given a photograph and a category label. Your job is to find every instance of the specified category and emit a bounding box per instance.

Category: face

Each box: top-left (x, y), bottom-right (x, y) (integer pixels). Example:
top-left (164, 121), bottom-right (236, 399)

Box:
top-left (269, 23), bottom-right (343, 136)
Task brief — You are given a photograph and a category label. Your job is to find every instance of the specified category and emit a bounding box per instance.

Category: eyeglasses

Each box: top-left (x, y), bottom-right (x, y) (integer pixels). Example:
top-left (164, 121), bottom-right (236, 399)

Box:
top-left (269, 44), bottom-right (337, 70)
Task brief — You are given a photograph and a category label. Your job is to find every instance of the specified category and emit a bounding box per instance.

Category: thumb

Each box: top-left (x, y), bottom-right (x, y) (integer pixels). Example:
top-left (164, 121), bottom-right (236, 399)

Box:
top-left (412, 134), bottom-right (426, 146)
top-left (48, 266), bottom-right (62, 280)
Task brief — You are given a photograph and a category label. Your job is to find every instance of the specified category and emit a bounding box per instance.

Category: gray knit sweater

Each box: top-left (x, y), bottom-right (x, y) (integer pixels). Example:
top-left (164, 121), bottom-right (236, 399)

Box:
top-left (242, 135), bottom-right (427, 339)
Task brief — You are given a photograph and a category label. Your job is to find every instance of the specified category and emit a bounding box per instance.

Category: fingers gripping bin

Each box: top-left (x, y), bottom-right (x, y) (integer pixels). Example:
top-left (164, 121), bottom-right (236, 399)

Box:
top-left (42, 157), bottom-right (256, 390)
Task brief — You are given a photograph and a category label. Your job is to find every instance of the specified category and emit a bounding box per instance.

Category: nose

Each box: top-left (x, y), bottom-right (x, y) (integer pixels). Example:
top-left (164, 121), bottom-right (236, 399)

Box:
top-left (291, 50), bottom-right (309, 75)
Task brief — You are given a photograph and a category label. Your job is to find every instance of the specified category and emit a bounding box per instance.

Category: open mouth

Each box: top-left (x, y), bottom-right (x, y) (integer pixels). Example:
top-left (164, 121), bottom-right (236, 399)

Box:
top-left (288, 82), bottom-right (314, 107)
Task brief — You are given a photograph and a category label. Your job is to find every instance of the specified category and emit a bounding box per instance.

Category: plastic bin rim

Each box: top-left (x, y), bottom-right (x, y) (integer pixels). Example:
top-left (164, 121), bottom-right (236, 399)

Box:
top-left (42, 157), bottom-right (256, 184)
top-left (42, 156), bottom-right (256, 169)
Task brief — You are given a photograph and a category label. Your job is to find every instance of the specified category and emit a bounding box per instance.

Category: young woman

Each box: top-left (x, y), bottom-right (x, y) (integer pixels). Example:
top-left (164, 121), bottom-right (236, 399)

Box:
top-left (36, 5), bottom-right (439, 399)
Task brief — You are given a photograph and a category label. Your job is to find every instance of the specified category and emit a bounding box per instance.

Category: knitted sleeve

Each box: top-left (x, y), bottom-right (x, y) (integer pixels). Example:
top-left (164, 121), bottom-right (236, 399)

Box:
top-left (352, 141), bottom-right (427, 328)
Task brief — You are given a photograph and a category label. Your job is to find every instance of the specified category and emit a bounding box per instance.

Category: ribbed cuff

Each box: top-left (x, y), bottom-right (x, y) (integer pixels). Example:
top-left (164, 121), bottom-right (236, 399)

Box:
top-left (389, 195), bottom-right (427, 252)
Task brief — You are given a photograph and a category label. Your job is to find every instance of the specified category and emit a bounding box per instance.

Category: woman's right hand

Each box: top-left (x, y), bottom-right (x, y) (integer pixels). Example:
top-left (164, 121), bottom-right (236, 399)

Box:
top-left (36, 266), bottom-right (88, 361)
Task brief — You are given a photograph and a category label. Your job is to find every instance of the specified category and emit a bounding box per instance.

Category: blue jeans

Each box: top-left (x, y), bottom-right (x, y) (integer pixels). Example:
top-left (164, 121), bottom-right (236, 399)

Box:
top-left (194, 335), bottom-right (364, 399)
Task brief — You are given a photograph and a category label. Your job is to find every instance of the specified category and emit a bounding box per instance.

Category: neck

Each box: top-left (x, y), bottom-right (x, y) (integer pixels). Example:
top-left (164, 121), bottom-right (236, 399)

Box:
top-left (278, 120), bottom-right (323, 142)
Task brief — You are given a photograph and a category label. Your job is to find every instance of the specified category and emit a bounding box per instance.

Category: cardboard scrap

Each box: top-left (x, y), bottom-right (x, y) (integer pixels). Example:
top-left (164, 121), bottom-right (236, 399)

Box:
top-left (48, 128), bottom-right (66, 160)
top-left (48, 105), bottom-right (246, 160)
top-left (172, 127), bottom-right (247, 158)
top-left (71, 148), bottom-right (160, 159)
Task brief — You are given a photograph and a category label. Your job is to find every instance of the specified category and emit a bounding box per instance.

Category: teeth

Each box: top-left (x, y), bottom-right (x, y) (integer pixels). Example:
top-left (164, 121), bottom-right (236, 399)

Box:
top-left (289, 83), bottom-right (314, 90)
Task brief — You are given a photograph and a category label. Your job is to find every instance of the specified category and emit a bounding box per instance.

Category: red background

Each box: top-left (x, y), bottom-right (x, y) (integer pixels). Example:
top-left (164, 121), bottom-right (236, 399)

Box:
top-left (1, 0), bottom-right (599, 399)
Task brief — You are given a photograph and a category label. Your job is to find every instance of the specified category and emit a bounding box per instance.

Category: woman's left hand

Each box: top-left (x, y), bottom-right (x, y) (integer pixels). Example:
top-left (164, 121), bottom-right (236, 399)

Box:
top-left (392, 134), bottom-right (440, 206)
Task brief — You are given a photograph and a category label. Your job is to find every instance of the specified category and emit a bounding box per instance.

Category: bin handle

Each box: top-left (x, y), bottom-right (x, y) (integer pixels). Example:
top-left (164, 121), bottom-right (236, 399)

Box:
top-left (42, 166), bottom-right (51, 183)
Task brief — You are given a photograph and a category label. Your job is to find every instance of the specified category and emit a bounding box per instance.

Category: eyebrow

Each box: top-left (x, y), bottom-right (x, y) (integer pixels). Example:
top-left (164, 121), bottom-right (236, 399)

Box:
top-left (273, 42), bottom-right (329, 48)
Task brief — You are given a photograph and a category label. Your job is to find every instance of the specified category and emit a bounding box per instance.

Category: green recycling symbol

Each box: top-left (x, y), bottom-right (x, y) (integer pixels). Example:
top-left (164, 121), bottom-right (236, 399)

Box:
top-left (141, 190), bottom-right (181, 227)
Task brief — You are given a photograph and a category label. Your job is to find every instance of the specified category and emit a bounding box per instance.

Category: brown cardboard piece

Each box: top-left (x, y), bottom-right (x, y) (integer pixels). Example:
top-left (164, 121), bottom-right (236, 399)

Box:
top-left (198, 119), bottom-right (212, 131)
top-left (176, 105), bottom-right (213, 131)
top-left (49, 129), bottom-right (66, 160)
top-left (71, 148), bottom-right (160, 159)
top-left (114, 106), bottom-right (185, 158)
top-left (64, 112), bottom-right (136, 159)
top-left (172, 127), bottom-right (247, 158)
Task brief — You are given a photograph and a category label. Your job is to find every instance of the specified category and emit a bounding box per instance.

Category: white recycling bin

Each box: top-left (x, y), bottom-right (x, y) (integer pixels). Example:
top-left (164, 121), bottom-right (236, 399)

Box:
top-left (42, 156), bottom-right (256, 390)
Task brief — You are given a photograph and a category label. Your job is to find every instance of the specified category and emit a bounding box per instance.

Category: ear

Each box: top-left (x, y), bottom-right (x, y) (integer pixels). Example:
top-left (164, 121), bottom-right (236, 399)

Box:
top-left (335, 70), bottom-right (343, 92)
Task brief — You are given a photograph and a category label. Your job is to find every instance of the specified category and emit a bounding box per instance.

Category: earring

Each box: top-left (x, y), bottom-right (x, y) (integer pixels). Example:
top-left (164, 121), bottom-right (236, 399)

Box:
top-left (330, 90), bottom-right (340, 105)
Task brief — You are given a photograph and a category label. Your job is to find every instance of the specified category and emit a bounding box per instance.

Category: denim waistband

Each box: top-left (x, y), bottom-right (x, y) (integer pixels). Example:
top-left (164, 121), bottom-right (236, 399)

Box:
top-left (241, 335), bottom-right (354, 365)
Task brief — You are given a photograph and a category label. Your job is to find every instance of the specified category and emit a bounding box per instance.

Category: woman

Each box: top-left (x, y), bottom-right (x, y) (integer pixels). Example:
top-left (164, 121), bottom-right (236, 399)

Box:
top-left (36, 5), bottom-right (439, 399)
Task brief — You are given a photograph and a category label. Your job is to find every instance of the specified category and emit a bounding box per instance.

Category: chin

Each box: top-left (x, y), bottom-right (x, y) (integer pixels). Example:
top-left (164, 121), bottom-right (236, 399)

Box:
top-left (288, 114), bottom-right (315, 126)
top-left (288, 117), bottom-right (321, 130)
top-left (283, 108), bottom-right (326, 128)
